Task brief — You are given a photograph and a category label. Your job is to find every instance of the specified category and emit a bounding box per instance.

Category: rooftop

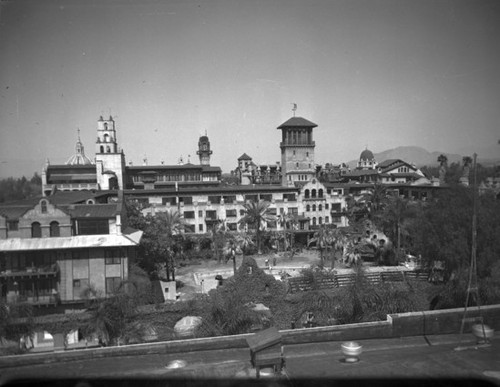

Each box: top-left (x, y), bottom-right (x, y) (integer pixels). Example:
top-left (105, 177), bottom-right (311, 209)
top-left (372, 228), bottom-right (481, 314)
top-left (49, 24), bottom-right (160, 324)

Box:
top-left (1, 333), bottom-right (498, 384)
top-left (277, 117), bottom-right (318, 129)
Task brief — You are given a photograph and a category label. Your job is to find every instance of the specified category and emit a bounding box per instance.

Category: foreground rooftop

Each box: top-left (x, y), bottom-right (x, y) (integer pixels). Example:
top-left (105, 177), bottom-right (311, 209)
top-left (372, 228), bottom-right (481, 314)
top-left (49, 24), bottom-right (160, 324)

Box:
top-left (1, 333), bottom-right (499, 386)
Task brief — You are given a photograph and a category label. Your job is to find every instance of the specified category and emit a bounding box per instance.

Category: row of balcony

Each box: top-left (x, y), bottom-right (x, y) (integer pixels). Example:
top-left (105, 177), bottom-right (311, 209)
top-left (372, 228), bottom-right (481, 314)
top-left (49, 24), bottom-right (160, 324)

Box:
top-left (46, 183), bottom-right (98, 191)
top-left (0, 264), bottom-right (59, 278)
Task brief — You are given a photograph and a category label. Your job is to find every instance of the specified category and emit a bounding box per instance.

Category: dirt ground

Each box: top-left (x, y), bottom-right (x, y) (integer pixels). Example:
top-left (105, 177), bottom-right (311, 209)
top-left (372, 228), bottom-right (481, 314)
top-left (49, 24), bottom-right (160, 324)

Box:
top-left (175, 249), bottom-right (355, 298)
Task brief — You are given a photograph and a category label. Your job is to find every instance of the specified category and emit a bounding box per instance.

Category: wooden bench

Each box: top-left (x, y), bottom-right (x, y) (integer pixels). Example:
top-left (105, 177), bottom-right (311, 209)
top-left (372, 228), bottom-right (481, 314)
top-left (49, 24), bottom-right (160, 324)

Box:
top-left (246, 326), bottom-right (284, 378)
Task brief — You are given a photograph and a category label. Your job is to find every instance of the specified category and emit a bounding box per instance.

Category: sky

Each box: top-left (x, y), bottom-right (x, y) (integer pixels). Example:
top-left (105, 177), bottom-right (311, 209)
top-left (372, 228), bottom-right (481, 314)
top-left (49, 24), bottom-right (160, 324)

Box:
top-left (0, 0), bottom-right (499, 179)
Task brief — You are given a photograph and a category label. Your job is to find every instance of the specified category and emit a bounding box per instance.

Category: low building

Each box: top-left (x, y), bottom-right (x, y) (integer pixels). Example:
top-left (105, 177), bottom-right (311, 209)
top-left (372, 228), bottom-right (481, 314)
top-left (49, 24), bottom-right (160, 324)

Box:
top-left (0, 192), bottom-right (142, 311)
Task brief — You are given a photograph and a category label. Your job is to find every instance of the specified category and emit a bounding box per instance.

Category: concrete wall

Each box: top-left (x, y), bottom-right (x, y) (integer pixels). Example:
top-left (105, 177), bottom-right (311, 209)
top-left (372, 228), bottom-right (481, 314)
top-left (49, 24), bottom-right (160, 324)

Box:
top-left (1, 304), bottom-right (499, 369)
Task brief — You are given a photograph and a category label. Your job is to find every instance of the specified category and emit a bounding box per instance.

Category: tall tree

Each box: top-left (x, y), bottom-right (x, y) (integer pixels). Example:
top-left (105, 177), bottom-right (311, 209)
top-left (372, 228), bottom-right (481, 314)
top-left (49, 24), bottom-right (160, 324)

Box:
top-left (438, 154), bottom-right (448, 185)
top-left (309, 225), bottom-right (335, 265)
top-left (135, 209), bottom-right (186, 281)
top-left (376, 196), bottom-right (418, 262)
top-left (238, 200), bottom-right (275, 254)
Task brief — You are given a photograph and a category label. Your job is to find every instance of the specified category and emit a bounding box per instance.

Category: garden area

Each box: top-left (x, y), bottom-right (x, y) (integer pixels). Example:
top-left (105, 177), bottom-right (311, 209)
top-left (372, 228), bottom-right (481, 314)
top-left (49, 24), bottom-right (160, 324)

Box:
top-left (2, 182), bottom-right (500, 354)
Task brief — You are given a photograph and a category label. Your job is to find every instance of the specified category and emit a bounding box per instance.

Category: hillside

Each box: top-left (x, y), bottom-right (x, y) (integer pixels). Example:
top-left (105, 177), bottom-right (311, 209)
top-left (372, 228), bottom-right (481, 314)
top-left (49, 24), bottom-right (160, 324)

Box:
top-left (347, 146), bottom-right (498, 168)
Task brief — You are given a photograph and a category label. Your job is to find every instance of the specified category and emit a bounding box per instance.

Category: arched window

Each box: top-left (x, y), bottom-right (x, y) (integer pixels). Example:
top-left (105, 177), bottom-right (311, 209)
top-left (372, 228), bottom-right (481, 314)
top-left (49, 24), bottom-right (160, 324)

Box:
top-left (31, 222), bottom-right (41, 238)
top-left (319, 217), bottom-right (323, 225)
top-left (100, 146), bottom-right (104, 153)
top-left (312, 204), bottom-right (316, 211)
top-left (104, 123), bottom-right (108, 130)
top-left (325, 216), bottom-right (329, 223)
top-left (50, 221), bottom-right (60, 237)
top-left (318, 204), bottom-right (322, 211)
top-left (106, 146), bottom-right (111, 153)
top-left (318, 189), bottom-right (324, 198)
top-left (104, 133), bottom-right (109, 142)
top-left (304, 189), bottom-right (310, 199)
top-left (312, 217), bottom-right (317, 226)
top-left (306, 204), bottom-right (310, 212)
top-left (312, 189), bottom-right (317, 198)
top-left (40, 200), bottom-right (48, 214)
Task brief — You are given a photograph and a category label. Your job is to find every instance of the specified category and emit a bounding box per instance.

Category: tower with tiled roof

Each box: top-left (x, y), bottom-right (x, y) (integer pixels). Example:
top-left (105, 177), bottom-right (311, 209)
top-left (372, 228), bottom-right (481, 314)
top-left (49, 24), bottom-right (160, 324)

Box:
top-left (277, 116), bottom-right (317, 186)
top-left (95, 116), bottom-right (125, 190)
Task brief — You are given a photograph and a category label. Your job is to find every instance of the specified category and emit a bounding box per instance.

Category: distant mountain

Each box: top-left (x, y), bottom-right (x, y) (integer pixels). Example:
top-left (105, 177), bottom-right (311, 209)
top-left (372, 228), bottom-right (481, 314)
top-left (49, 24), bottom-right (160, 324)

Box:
top-left (347, 146), bottom-right (466, 168)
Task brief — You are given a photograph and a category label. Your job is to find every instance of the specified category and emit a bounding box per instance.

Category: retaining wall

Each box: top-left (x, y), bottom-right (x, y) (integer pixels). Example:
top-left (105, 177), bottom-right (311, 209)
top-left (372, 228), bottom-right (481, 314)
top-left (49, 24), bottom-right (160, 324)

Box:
top-left (1, 304), bottom-right (498, 369)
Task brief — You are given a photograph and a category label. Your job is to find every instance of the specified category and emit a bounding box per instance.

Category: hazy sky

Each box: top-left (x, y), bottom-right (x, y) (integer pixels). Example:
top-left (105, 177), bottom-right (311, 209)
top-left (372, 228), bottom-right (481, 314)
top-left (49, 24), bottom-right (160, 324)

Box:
top-left (1, 0), bottom-right (499, 178)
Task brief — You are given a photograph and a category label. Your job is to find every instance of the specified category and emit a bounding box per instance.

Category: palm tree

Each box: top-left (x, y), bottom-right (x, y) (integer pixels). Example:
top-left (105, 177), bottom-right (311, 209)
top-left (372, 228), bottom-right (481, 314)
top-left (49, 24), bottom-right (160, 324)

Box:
top-left (378, 196), bottom-right (417, 263)
top-left (156, 209), bottom-right (186, 281)
top-left (238, 199), bottom-right (276, 254)
top-left (309, 225), bottom-right (335, 265)
top-left (212, 219), bottom-right (228, 263)
top-left (278, 211), bottom-right (296, 253)
top-left (367, 183), bottom-right (388, 214)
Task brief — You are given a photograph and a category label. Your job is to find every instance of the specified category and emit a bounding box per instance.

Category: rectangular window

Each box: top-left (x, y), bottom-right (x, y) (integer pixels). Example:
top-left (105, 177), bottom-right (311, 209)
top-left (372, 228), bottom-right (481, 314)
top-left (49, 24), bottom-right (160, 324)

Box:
top-left (106, 277), bottom-right (122, 295)
top-left (289, 207), bottom-right (298, 215)
top-left (268, 208), bottom-right (277, 215)
top-left (7, 221), bottom-right (18, 231)
top-left (260, 194), bottom-right (272, 202)
top-left (105, 249), bottom-right (121, 264)
top-left (331, 203), bottom-right (341, 213)
top-left (206, 210), bottom-right (217, 220)
top-left (198, 224), bottom-right (204, 232)
top-left (77, 219), bottom-right (109, 235)
top-left (185, 224), bottom-right (195, 233)
top-left (228, 223), bottom-right (238, 231)
top-left (226, 209), bottom-right (237, 217)
top-left (331, 214), bottom-right (342, 223)
top-left (208, 195), bottom-right (221, 204)
top-left (223, 195), bottom-right (236, 204)
top-left (325, 216), bottom-right (330, 223)
top-left (283, 194), bottom-right (296, 202)
top-left (325, 203), bottom-right (329, 210)
top-left (162, 197), bottom-right (176, 205)
top-left (180, 196), bottom-right (193, 205)
top-left (184, 211), bottom-right (195, 219)
top-left (245, 194), bottom-right (258, 202)
top-left (198, 210), bottom-right (203, 218)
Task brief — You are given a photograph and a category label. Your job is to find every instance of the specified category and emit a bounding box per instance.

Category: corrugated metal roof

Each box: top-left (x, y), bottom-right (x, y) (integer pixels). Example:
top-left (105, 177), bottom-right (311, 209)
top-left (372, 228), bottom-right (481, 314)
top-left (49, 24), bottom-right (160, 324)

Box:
top-left (0, 234), bottom-right (139, 252)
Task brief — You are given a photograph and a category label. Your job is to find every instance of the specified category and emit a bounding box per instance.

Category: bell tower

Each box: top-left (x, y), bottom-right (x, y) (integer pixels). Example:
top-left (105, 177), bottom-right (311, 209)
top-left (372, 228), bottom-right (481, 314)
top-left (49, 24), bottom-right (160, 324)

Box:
top-left (277, 116), bottom-right (317, 187)
top-left (95, 116), bottom-right (125, 190)
top-left (197, 132), bottom-right (212, 166)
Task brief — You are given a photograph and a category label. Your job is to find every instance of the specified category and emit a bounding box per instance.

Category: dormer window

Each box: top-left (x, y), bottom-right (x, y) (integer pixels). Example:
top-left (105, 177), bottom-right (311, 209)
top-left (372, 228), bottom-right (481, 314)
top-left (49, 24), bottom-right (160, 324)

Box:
top-left (40, 200), bottom-right (48, 214)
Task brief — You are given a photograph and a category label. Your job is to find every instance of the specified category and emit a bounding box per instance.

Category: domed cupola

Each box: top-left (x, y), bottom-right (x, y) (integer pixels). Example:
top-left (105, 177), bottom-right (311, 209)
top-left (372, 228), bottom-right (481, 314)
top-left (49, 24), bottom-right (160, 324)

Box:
top-left (66, 129), bottom-right (94, 165)
top-left (357, 147), bottom-right (377, 170)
